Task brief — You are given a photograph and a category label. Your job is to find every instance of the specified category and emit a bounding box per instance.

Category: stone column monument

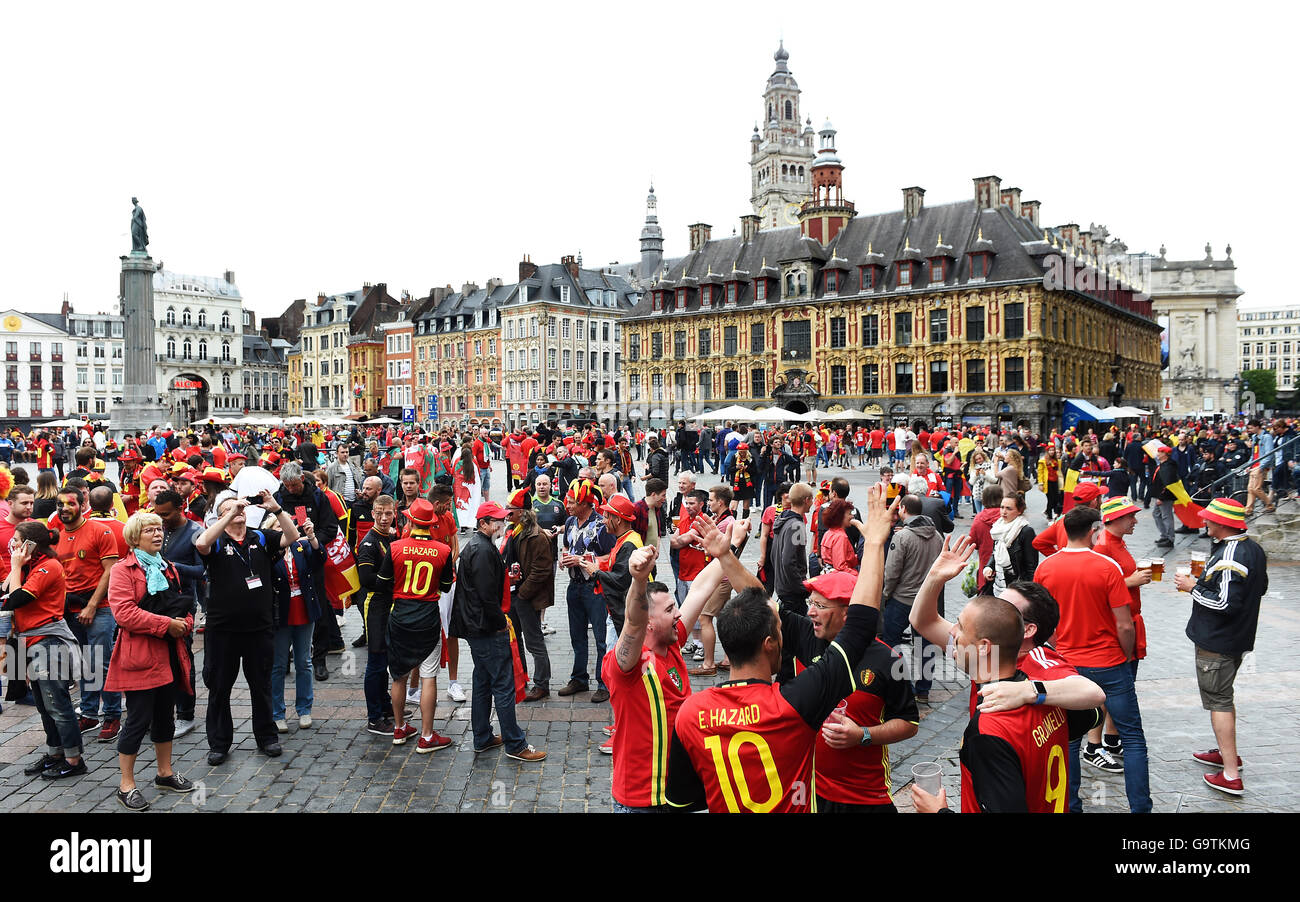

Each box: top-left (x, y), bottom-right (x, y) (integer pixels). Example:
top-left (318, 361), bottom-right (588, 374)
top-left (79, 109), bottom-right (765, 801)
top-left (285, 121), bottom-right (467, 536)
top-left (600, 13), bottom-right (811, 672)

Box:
top-left (112, 197), bottom-right (167, 438)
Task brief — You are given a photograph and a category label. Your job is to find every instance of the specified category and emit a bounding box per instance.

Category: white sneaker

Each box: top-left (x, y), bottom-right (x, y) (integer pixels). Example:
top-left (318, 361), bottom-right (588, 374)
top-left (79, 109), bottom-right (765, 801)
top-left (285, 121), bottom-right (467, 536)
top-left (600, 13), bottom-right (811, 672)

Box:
top-left (275, 719), bottom-right (289, 734)
top-left (541, 623), bottom-right (556, 636)
top-left (406, 688), bottom-right (422, 706)
top-left (447, 681), bottom-right (467, 703)
top-left (174, 719), bottom-right (196, 738)
top-left (299, 714), bottom-right (312, 729)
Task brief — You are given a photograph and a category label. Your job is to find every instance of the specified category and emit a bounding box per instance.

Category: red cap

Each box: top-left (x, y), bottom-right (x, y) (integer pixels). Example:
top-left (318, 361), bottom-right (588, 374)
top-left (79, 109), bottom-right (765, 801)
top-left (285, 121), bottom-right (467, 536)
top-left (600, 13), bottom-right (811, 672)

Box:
top-left (506, 488), bottom-right (531, 510)
top-left (598, 494), bottom-right (637, 523)
top-left (1071, 482), bottom-right (1105, 503)
top-left (406, 499), bottom-right (437, 526)
top-left (475, 501), bottom-right (508, 521)
top-left (802, 570), bottom-right (857, 604)
top-left (226, 452), bottom-right (247, 461)
top-left (737, 443), bottom-right (749, 450)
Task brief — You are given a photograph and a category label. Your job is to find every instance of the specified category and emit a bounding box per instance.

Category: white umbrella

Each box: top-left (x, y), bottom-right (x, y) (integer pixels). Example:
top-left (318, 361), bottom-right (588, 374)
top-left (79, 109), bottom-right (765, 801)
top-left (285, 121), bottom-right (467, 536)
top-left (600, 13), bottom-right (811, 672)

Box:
top-left (688, 405), bottom-right (759, 422)
top-left (750, 406), bottom-right (806, 422)
top-left (825, 408), bottom-right (871, 421)
top-left (365, 416), bottom-right (402, 425)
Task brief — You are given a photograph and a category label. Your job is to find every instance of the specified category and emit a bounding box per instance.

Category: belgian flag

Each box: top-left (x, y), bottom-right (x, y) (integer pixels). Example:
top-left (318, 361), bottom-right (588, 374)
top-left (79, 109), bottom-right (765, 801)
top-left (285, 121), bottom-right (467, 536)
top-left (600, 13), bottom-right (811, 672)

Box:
top-left (1144, 440), bottom-right (1205, 528)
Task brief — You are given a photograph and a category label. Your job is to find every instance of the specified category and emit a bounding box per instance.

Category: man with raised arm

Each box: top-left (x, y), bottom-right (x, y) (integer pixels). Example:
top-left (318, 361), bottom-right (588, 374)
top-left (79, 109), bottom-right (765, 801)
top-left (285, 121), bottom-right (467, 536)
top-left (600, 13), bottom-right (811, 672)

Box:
top-left (665, 484), bottom-right (896, 813)
top-left (603, 515), bottom-right (751, 812)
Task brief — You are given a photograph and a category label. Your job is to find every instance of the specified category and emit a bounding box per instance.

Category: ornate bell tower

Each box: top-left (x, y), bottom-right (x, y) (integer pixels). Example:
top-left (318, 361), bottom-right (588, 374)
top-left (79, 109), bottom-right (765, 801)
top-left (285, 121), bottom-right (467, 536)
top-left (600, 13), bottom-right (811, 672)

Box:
top-left (749, 41), bottom-right (815, 229)
top-left (798, 120), bottom-right (855, 245)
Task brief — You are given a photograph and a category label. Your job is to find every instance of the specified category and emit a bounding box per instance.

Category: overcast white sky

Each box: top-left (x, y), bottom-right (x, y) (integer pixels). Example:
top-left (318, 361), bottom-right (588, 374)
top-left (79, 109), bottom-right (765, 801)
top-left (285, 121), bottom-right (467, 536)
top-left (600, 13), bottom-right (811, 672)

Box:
top-left (2, 1), bottom-right (1292, 321)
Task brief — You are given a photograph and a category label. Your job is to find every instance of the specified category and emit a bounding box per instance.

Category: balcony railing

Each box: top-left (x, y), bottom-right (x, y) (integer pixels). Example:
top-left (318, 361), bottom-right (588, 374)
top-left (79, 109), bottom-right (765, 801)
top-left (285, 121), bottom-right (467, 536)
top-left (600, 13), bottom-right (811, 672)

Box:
top-left (4, 353), bottom-right (15, 361)
top-left (30, 353), bottom-right (41, 361)
top-left (51, 381), bottom-right (64, 390)
top-left (4, 380), bottom-right (17, 390)
top-left (51, 353), bottom-right (63, 362)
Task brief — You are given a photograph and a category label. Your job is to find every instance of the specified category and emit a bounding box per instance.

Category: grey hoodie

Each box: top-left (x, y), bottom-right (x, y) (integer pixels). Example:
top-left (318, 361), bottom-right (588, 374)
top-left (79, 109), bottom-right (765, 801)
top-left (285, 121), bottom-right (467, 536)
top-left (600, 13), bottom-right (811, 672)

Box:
top-left (882, 515), bottom-right (943, 606)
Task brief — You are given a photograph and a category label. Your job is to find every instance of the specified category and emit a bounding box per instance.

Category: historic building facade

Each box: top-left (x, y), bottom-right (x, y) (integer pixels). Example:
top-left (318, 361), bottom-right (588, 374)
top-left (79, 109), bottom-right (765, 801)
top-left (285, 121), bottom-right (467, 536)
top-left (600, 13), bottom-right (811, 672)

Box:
top-left (621, 47), bottom-right (1163, 434)
top-left (153, 270), bottom-right (243, 424)
top-left (297, 283), bottom-right (404, 418)
top-left (750, 42), bottom-right (816, 230)
top-left (242, 332), bottom-right (290, 414)
top-left (1149, 245), bottom-right (1242, 416)
top-left (287, 345), bottom-right (303, 417)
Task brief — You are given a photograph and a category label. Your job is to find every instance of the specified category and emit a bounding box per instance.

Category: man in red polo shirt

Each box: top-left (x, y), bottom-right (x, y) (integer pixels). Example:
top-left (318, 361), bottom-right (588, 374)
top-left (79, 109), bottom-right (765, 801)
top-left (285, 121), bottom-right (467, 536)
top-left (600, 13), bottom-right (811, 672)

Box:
top-left (1034, 507), bottom-right (1150, 813)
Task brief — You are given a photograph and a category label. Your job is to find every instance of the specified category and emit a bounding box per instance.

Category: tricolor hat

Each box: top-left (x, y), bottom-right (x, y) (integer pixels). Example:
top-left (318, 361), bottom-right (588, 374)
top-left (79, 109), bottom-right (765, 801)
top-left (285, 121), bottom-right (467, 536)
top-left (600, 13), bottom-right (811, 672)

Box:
top-left (1201, 498), bottom-right (1247, 530)
top-left (566, 479), bottom-right (600, 506)
top-left (1072, 482), bottom-right (1105, 503)
top-left (199, 466), bottom-right (229, 484)
top-left (1101, 496), bottom-right (1141, 523)
top-left (506, 487), bottom-right (531, 510)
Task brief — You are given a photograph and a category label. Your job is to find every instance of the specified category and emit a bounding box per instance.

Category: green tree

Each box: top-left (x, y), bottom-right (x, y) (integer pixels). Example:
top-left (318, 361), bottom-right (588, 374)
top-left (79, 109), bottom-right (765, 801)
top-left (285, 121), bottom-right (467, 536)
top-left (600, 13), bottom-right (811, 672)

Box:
top-left (1241, 369), bottom-right (1277, 409)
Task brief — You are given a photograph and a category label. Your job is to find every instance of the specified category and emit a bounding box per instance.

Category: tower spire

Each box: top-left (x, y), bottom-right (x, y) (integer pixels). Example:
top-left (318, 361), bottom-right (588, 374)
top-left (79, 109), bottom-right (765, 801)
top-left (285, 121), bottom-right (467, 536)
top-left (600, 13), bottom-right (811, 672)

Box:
top-left (639, 183), bottom-right (664, 283)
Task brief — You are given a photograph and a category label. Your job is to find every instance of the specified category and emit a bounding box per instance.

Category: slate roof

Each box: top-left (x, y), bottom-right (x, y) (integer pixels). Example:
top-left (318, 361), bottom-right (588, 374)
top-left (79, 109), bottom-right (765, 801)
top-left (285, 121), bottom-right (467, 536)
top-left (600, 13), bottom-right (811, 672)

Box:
top-left (624, 198), bottom-right (1145, 321)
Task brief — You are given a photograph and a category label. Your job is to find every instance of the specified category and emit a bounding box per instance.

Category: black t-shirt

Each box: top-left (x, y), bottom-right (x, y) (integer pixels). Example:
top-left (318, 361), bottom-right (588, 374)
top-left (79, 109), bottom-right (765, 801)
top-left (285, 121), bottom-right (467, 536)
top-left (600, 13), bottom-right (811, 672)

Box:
top-left (201, 528), bottom-right (283, 632)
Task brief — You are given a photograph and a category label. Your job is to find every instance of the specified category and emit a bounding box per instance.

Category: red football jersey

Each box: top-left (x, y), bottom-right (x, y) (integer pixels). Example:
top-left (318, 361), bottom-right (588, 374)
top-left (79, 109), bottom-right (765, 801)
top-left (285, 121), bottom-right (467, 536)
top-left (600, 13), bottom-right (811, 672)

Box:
top-left (602, 620), bottom-right (691, 808)
top-left (672, 681), bottom-right (820, 813)
top-left (959, 693), bottom-right (1072, 814)
top-left (968, 643), bottom-right (1079, 716)
top-left (384, 535), bottom-right (452, 601)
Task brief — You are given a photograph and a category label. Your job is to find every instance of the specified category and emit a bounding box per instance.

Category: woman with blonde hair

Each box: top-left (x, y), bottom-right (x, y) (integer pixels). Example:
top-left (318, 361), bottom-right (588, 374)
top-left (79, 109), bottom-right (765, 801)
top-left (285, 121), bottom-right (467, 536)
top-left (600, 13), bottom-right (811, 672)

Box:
top-left (33, 470), bottom-right (59, 520)
top-left (105, 511), bottom-right (196, 810)
top-left (998, 448), bottom-right (1028, 501)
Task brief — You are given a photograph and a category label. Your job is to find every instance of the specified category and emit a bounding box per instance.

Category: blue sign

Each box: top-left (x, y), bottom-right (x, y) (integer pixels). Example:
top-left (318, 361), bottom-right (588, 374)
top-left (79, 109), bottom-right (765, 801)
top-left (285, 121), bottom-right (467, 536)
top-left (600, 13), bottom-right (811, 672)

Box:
top-left (427, 396), bottom-right (439, 419)
top-left (402, 406), bottom-right (415, 424)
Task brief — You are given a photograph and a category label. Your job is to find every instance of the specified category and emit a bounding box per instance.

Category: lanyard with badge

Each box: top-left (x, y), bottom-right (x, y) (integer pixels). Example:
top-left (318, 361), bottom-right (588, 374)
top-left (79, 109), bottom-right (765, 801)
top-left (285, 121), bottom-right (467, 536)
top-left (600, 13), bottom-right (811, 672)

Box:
top-left (228, 534), bottom-right (264, 590)
top-left (285, 546), bottom-right (302, 597)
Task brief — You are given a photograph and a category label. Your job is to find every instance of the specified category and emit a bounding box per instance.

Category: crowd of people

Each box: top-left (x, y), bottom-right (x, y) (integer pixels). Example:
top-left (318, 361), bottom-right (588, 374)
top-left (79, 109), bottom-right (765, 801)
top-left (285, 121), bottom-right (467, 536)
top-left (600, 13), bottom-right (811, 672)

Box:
top-left (0, 410), bottom-right (1283, 811)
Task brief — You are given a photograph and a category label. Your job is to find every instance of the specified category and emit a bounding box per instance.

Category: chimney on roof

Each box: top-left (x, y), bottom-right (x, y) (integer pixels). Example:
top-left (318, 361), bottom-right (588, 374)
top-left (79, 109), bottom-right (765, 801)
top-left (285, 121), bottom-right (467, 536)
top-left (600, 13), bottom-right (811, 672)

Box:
top-left (432, 286), bottom-right (449, 304)
top-left (973, 175), bottom-right (1002, 210)
top-left (999, 187), bottom-right (1022, 218)
top-left (741, 214), bottom-right (761, 243)
top-left (1057, 223), bottom-right (1080, 249)
top-left (1079, 229), bottom-right (1094, 256)
top-left (519, 254), bottom-right (538, 282)
top-left (561, 254), bottom-right (580, 281)
top-left (902, 186), bottom-right (925, 219)
top-left (376, 282), bottom-right (387, 294)
top-left (61, 294), bottom-right (71, 317)
top-left (401, 289), bottom-right (411, 302)
top-left (363, 281), bottom-right (372, 289)
top-left (317, 293), bottom-right (327, 306)
top-left (461, 282), bottom-right (478, 296)
top-left (486, 277), bottom-right (503, 291)
top-left (1021, 200), bottom-right (1041, 227)
top-left (223, 270), bottom-right (235, 285)
top-left (688, 223), bottom-right (712, 252)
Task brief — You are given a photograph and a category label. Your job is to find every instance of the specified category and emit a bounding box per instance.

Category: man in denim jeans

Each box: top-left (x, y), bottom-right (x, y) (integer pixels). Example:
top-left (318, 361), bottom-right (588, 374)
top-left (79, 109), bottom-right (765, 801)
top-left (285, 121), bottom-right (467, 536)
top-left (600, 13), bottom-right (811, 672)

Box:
top-left (555, 482), bottom-right (616, 701)
top-left (1034, 507), bottom-right (1151, 813)
top-left (53, 489), bottom-right (121, 742)
top-left (451, 502), bottom-right (546, 762)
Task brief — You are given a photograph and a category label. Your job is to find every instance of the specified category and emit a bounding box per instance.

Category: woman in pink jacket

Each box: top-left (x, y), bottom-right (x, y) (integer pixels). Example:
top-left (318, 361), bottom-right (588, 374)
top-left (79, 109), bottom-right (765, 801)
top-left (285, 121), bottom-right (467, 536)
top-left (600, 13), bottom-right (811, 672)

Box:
top-left (106, 511), bottom-right (196, 811)
top-left (819, 499), bottom-right (861, 574)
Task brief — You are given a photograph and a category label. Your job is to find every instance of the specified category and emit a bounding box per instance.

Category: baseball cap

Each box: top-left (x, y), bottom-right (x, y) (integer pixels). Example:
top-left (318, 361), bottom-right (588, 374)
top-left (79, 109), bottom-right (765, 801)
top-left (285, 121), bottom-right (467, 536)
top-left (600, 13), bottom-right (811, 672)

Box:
top-left (475, 501), bottom-right (508, 521)
top-left (1072, 482), bottom-right (1105, 503)
top-left (802, 570), bottom-right (857, 604)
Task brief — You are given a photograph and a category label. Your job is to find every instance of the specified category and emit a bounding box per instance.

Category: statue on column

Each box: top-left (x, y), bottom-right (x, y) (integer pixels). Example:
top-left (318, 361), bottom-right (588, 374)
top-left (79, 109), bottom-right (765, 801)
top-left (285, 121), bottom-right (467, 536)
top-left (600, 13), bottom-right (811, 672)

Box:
top-left (130, 197), bottom-right (149, 253)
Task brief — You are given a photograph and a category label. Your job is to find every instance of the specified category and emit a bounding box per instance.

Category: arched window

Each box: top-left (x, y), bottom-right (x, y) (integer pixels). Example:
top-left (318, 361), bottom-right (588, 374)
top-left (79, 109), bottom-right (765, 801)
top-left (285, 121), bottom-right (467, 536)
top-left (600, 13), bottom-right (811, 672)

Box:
top-left (221, 311), bottom-right (230, 330)
top-left (165, 307), bottom-right (175, 326)
top-left (798, 271), bottom-right (808, 294)
top-left (166, 338), bottom-right (175, 357)
top-left (785, 273), bottom-right (796, 296)
top-left (182, 339), bottom-right (192, 359)
top-left (198, 310), bottom-right (207, 327)
top-left (221, 341), bottom-right (230, 362)
top-left (784, 100), bottom-right (792, 120)
top-left (182, 308), bottom-right (191, 326)
top-left (768, 103), bottom-right (773, 121)
top-left (782, 164), bottom-right (788, 176)
top-left (198, 340), bottom-right (208, 361)
top-left (798, 166), bottom-right (804, 178)
top-left (222, 374), bottom-right (230, 392)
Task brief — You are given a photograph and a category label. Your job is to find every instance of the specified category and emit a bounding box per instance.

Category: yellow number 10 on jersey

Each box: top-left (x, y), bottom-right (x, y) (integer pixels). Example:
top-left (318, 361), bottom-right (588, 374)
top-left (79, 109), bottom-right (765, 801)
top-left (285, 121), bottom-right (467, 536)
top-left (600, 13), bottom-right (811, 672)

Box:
top-left (703, 731), bottom-right (783, 813)
top-left (400, 559), bottom-right (437, 596)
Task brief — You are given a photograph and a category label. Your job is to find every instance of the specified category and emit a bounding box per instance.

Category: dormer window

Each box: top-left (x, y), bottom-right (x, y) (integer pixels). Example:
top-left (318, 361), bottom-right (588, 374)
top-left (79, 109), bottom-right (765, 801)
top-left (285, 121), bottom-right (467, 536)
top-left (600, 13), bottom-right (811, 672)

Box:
top-left (701, 286), bottom-right (712, 309)
top-left (825, 270), bottom-right (839, 294)
top-left (969, 253), bottom-right (992, 280)
top-left (897, 263), bottom-right (914, 287)
top-left (929, 259), bottom-right (946, 284)
top-left (675, 289), bottom-right (686, 311)
top-left (652, 291), bottom-right (663, 313)
top-left (860, 266), bottom-right (883, 291)
top-left (754, 280), bottom-right (768, 303)
top-left (726, 283), bottom-right (737, 306)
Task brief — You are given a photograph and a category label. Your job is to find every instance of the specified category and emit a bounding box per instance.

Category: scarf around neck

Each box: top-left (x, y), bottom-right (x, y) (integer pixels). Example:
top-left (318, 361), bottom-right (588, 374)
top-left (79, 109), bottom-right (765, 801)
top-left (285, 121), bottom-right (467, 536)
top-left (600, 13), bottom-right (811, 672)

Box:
top-left (134, 548), bottom-right (170, 594)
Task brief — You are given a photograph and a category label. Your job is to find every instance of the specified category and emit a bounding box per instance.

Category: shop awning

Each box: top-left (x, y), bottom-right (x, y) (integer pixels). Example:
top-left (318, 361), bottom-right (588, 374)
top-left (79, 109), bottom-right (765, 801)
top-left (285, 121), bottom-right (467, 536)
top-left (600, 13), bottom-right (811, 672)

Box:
top-left (1062, 398), bottom-right (1113, 428)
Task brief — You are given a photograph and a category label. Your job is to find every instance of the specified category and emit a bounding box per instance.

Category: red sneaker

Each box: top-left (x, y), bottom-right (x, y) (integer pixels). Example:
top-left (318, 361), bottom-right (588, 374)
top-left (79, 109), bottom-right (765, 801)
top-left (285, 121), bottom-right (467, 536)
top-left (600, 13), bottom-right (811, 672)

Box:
top-left (1203, 771), bottom-right (1244, 796)
top-left (602, 724), bottom-right (616, 737)
top-left (1192, 748), bottom-right (1243, 769)
top-left (78, 716), bottom-right (100, 734)
top-left (600, 735), bottom-right (614, 755)
top-left (97, 719), bottom-right (120, 743)
top-left (416, 732), bottom-right (453, 754)
top-left (392, 723), bottom-right (418, 745)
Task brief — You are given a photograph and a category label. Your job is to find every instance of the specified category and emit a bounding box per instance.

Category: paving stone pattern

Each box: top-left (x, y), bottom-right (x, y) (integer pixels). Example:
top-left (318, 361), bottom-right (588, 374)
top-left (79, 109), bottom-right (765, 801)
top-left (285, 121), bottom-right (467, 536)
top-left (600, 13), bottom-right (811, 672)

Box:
top-left (0, 457), bottom-right (1294, 812)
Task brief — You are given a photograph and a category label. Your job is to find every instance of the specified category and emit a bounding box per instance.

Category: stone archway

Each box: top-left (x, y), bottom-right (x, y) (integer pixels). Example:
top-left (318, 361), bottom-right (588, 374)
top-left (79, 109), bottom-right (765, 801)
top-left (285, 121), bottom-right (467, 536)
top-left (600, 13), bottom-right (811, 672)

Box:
top-left (784, 400), bottom-right (809, 415)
